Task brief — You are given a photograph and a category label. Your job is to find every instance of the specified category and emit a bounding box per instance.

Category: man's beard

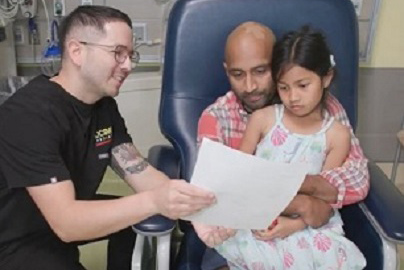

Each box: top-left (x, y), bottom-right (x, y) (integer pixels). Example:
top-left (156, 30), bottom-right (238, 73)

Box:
top-left (241, 88), bottom-right (277, 113)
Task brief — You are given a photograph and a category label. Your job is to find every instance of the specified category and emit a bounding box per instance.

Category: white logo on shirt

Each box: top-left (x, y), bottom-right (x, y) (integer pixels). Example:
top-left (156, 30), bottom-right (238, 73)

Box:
top-left (98, 153), bottom-right (109, 159)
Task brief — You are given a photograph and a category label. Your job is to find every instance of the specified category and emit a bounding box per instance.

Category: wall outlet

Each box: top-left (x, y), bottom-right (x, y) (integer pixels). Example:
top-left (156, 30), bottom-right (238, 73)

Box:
top-left (53, 0), bottom-right (66, 16)
top-left (13, 25), bottom-right (24, 45)
top-left (132, 23), bottom-right (147, 43)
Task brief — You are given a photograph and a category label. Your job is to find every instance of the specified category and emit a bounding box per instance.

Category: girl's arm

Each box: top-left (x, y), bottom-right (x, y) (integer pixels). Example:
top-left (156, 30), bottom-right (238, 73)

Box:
top-left (239, 106), bottom-right (274, 154)
top-left (323, 121), bottom-right (351, 171)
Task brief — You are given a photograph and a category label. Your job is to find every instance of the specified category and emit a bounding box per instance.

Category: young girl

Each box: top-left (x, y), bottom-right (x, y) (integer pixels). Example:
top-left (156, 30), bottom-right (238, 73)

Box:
top-left (214, 26), bottom-right (366, 269)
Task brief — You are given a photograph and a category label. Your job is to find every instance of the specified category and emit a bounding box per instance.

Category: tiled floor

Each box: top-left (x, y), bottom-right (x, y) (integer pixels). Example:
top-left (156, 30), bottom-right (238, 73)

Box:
top-left (80, 164), bottom-right (404, 269)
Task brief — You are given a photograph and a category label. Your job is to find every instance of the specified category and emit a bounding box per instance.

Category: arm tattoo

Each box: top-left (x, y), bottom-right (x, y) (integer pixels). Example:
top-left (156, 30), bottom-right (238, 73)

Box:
top-left (111, 143), bottom-right (149, 179)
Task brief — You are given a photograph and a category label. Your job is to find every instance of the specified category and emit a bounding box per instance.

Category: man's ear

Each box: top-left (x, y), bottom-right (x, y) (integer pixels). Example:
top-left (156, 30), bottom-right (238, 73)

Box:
top-left (223, 62), bottom-right (228, 72)
top-left (323, 69), bottom-right (334, 89)
top-left (66, 39), bottom-right (84, 66)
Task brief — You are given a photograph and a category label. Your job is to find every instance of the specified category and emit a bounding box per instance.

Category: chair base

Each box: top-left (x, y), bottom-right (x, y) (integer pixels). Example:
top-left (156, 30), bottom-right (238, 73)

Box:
top-left (359, 203), bottom-right (399, 270)
top-left (131, 229), bottom-right (174, 270)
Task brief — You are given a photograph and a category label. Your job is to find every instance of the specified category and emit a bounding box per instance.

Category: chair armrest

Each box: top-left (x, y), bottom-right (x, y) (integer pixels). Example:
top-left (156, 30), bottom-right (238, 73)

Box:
top-left (147, 144), bottom-right (180, 179)
top-left (132, 215), bottom-right (175, 236)
top-left (132, 145), bottom-right (180, 235)
top-left (362, 161), bottom-right (404, 243)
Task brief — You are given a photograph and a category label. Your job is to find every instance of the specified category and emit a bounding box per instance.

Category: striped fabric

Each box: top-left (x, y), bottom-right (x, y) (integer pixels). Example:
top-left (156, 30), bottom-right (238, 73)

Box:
top-left (198, 91), bottom-right (369, 208)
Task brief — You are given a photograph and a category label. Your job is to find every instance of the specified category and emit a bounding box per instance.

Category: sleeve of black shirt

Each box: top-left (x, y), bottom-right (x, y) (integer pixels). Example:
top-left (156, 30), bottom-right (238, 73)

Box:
top-left (0, 105), bottom-right (71, 188)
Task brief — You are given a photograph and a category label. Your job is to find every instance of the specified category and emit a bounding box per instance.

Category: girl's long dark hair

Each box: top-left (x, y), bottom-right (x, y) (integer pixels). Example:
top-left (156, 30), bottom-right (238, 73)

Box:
top-left (271, 26), bottom-right (335, 106)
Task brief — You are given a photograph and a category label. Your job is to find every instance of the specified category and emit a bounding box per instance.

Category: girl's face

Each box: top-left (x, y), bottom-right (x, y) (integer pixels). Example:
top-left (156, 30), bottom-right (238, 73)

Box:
top-left (276, 65), bottom-right (333, 118)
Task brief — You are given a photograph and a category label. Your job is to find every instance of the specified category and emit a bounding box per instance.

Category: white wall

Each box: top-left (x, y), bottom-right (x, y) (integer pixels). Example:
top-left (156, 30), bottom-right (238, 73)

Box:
top-left (14, 0), bottom-right (167, 65)
top-left (116, 72), bottom-right (168, 156)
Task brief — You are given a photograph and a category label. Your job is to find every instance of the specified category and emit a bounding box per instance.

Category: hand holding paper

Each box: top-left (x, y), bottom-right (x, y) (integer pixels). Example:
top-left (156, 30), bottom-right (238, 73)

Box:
top-left (183, 138), bottom-right (309, 230)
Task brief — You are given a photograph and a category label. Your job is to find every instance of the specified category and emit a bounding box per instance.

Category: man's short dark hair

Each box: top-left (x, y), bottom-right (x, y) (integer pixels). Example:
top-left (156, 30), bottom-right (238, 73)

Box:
top-left (59, 5), bottom-right (132, 57)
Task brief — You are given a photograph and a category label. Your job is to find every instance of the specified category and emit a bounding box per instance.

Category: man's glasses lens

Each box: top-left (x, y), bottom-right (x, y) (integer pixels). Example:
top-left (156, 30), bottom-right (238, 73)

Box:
top-left (115, 46), bottom-right (140, 64)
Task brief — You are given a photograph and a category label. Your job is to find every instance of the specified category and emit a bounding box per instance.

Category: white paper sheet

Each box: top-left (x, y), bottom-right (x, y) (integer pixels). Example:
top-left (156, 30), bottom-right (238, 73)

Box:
top-left (183, 138), bottom-right (309, 230)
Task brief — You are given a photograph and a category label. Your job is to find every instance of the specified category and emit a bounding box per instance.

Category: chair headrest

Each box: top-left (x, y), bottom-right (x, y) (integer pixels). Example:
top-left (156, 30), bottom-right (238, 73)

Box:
top-left (160, 0), bottom-right (359, 179)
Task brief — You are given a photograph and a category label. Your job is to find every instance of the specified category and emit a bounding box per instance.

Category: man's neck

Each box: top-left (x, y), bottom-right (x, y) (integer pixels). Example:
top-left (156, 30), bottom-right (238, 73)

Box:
top-left (50, 70), bottom-right (100, 104)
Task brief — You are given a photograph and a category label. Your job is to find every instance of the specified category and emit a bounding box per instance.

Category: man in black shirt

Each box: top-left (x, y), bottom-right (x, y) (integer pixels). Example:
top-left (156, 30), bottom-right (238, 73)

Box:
top-left (0, 5), bottom-right (215, 270)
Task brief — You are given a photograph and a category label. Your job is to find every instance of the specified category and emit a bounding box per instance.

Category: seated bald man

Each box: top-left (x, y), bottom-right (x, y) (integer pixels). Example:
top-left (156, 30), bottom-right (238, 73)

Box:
top-left (195, 21), bottom-right (369, 270)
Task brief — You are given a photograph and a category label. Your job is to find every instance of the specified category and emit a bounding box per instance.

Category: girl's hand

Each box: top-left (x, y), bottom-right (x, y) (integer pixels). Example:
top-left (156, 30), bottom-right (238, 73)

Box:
top-left (253, 216), bottom-right (306, 241)
top-left (192, 222), bottom-right (236, 248)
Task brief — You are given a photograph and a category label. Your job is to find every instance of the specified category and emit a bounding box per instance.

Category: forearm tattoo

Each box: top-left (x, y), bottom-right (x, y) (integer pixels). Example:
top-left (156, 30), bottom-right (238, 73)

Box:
top-left (111, 143), bottom-right (149, 179)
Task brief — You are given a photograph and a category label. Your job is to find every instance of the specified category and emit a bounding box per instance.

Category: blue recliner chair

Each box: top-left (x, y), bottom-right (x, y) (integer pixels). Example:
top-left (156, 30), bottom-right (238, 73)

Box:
top-left (148, 0), bottom-right (404, 269)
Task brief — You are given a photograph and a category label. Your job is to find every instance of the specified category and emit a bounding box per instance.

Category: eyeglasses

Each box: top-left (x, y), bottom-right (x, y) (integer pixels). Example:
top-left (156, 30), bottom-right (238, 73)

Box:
top-left (79, 41), bottom-right (140, 64)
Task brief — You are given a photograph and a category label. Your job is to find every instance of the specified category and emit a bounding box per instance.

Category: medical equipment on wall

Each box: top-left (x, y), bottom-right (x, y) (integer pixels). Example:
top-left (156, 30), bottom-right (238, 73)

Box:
top-left (41, 19), bottom-right (61, 76)
top-left (0, 0), bottom-right (38, 26)
top-left (0, 27), bottom-right (5, 42)
top-left (20, 0), bottom-right (38, 18)
top-left (0, 17), bottom-right (6, 42)
top-left (36, 0), bottom-right (61, 76)
top-left (134, 38), bottom-right (161, 53)
top-left (132, 28), bottom-right (161, 67)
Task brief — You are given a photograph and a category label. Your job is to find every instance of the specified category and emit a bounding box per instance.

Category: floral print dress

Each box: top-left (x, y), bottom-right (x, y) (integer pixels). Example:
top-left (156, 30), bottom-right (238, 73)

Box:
top-left (215, 104), bottom-right (366, 270)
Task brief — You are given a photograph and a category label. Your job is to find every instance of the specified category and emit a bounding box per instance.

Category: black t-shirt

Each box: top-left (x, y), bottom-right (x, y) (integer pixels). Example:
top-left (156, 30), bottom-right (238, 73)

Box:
top-left (0, 75), bottom-right (132, 246)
